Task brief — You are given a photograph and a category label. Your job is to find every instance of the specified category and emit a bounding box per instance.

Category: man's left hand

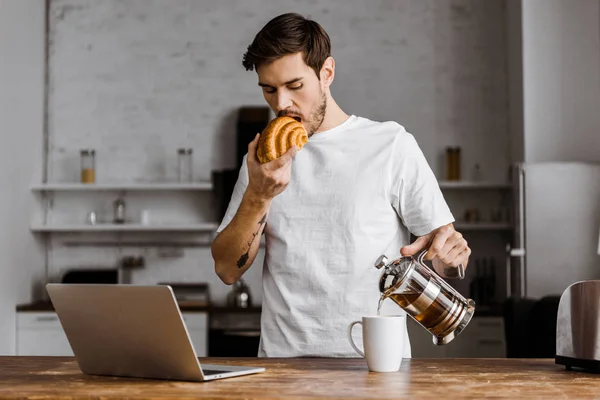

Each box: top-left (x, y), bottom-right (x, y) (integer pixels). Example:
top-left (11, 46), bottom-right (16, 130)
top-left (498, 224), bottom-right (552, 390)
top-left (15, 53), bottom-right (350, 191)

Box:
top-left (399, 223), bottom-right (471, 277)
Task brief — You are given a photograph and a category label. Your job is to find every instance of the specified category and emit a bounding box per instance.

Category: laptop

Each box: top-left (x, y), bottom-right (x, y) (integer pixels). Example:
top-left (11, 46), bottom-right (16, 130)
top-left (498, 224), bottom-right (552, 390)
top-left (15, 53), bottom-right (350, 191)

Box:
top-left (46, 283), bottom-right (265, 382)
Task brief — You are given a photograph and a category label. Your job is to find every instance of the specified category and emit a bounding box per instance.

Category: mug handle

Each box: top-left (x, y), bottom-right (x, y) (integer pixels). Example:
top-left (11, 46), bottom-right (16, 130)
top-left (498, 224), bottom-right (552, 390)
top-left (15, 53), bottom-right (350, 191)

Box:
top-left (347, 321), bottom-right (364, 357)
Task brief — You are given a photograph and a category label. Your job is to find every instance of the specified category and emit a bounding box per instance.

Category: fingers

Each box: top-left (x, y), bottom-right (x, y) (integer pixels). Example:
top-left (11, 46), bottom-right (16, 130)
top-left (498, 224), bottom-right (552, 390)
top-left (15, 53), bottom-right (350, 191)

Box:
top-left (423, 227), bottom-right (453, 261)
top-left (434, 233), bottom-right (470, 269)
top-left (247, 133), bottom-right (261, 164)
top-left (268, 145), bottom-right (298, 169)
top-left (439, 245), bottom-right (463, 267)
top-left (435, 231), bottom-right (465, 261)
top-left (400, 235), bottom-right (430, 257)
top-left (449, 248), bottom-right (471, 268)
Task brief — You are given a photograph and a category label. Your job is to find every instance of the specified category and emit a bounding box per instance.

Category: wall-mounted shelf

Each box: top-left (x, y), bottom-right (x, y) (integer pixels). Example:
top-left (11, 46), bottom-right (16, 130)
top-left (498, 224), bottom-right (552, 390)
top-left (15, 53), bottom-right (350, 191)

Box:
top-left (438, 181), bottom-right (511, 189)
top-left (31, 182), bottom-right (213, 191)
top-left (30, 223), bottom-right (219, 233)
top-left (454, 222), bottom-right (512, 231)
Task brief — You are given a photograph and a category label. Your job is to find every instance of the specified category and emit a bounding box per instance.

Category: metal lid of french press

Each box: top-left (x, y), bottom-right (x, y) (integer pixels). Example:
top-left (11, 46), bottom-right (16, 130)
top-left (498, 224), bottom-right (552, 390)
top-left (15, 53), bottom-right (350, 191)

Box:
top-left (375, 254), bottom-right (416, 294)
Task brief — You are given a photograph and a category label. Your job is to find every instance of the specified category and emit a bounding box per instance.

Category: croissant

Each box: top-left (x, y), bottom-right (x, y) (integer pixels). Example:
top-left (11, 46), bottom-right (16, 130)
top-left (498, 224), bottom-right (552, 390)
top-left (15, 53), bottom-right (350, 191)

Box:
top-left (256, 116), bottom-right (308, 164)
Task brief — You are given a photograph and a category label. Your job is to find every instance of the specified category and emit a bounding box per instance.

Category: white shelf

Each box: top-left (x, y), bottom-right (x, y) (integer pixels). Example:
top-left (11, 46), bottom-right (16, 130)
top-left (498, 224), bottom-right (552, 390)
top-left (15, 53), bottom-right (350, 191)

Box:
top-left (438, 181), bottom-right (511, 189)
top-left (30, 223), bottom-right (219, 233)
top-left (454, 222), bottom-right (513, 231)
top-left (31, 182), bottom-right (213, 191)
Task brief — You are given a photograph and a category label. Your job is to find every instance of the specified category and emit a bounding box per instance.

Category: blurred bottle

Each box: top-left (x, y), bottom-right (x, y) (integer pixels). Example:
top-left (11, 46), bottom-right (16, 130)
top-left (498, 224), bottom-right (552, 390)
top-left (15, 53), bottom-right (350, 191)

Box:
top-left (454, 147), bottom-right (461, 180)
top-left (113, 197), bottom-right (126, 224)
top-left (472, 163), bottom-right (482, 181)
top-left (178, 148), bottom-right (193, 182)
top-left (445, 147), bottom-right (461, 181)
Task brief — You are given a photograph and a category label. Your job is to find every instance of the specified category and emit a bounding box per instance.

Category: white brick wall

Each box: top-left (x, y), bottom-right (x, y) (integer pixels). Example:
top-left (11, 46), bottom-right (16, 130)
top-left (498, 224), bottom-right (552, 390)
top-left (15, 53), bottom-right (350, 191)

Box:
top-left (0, 0), bottom-right (46, 354)
top-left (45, 0), bottom-right (509, 304)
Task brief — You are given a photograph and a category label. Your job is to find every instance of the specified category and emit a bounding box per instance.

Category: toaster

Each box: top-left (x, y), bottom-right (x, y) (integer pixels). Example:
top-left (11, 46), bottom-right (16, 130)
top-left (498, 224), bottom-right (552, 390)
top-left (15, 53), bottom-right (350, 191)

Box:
top-left (555, 280), bottom-right (600, 372)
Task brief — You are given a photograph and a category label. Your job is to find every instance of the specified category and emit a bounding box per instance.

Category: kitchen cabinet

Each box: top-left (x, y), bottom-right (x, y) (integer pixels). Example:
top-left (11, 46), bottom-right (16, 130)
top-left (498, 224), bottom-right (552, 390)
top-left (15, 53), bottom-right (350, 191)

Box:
top-left (406, 318), bottom-right (446, 358)
top-left (16, 311), bottom-right (209, 357)
top-left (445, 317), bottom-right (506, 358)
top-left (407, 316), bottom-right (506, 358)
top-left (181, 312), bottom-right (208, 357)
top-left (16, 312), bottom-right (73, 356)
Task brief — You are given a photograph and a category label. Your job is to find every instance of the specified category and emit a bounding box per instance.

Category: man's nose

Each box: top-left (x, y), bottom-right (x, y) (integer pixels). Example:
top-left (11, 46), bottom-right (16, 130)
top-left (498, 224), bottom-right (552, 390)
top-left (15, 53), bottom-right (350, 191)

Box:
top-left (276, 92), bottom-right (293, 112)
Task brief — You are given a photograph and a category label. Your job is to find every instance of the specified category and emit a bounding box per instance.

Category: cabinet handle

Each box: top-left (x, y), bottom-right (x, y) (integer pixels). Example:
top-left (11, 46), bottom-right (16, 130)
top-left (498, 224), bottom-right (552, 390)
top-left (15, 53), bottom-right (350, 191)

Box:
top-left (477, 339), bottom-right (503, 346)
top-left (36, 316), bottom-right (58, 322)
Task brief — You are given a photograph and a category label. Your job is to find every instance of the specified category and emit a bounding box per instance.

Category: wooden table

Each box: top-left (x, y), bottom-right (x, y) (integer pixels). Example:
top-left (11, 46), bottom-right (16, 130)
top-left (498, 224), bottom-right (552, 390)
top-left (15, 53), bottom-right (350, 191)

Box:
top-left (0, 356), bottom-right (598, 399)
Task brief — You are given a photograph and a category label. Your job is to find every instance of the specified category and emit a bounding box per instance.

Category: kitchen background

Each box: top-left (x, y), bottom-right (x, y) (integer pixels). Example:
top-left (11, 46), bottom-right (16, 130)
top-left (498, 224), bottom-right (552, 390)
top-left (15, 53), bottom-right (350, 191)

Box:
top-left (0, 0), bottom-right (599, 356)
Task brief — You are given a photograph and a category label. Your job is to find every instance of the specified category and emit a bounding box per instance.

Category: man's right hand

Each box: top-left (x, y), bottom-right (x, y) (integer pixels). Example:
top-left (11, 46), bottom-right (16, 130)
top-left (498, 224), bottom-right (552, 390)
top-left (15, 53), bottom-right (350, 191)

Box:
top-left (246, 133), bottom-right (298, 201)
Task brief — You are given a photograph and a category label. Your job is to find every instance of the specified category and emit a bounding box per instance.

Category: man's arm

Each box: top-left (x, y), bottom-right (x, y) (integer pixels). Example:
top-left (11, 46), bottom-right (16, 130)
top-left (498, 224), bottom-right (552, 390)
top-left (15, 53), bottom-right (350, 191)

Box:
top-left (211, 191), bottom-right (271, 284)
top-left (211, 133), bottom-right (297, 285)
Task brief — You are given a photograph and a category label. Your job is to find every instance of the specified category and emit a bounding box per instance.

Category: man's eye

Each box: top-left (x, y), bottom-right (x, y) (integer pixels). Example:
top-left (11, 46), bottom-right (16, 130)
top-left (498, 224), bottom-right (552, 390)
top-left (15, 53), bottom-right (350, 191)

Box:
top-left (289, 84), bottom-right (303, 91)
top-left (263, 88), bottom-right (276, 94)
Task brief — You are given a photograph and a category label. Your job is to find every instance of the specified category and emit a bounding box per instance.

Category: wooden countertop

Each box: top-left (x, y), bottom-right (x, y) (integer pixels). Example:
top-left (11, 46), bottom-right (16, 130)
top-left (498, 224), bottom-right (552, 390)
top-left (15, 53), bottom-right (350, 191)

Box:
top-left (0, 356), bottom-right (596, 399)
top-left (16, 301), bottom-right (262, 313)
top-left (16, 301), bottom-right (502, 317)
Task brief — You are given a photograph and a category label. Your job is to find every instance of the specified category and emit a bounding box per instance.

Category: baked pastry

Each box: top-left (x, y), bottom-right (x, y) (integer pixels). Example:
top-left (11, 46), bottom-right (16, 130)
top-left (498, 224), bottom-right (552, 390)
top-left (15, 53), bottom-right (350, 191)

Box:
top-left (256, 116), bottom-right (308, 164)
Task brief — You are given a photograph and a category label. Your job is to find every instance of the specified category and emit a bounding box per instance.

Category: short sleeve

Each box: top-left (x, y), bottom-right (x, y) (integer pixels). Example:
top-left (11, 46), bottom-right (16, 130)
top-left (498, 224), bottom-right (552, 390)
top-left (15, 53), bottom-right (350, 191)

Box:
top-left (390, 129), bottom-right (455, 236)
top-left (215, 155), bottom-right (249, 233)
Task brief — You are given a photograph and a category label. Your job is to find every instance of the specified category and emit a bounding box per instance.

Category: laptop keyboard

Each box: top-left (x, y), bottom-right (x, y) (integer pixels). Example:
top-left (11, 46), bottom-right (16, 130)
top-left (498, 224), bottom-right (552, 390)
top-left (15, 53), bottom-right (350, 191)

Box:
top-left (202, 369), bottom-right (230, 375)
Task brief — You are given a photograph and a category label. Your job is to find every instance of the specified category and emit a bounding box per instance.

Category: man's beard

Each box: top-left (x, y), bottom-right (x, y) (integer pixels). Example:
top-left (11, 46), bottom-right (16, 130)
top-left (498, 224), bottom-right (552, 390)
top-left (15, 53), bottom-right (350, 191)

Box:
top-left (306, 91), bottom-right (327, 137)
top-left (277, 91), bottom-right (327, 137)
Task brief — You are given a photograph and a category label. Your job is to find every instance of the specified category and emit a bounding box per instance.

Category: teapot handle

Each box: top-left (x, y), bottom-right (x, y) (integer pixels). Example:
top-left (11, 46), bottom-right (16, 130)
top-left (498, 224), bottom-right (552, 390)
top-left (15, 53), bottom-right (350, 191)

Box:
top-left (417, 249), bottom-right (465, 280)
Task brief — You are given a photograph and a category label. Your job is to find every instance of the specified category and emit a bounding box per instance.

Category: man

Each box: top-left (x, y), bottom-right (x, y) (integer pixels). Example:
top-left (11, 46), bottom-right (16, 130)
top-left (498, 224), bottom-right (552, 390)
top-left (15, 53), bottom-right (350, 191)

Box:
top-left (211, 12), bottom-right (470, 358)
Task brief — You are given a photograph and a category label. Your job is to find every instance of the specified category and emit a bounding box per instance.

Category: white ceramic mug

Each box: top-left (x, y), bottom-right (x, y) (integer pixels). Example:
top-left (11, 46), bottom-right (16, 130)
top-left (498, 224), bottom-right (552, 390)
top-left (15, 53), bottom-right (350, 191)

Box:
top-left (347, 315), bottom-right (405, 372)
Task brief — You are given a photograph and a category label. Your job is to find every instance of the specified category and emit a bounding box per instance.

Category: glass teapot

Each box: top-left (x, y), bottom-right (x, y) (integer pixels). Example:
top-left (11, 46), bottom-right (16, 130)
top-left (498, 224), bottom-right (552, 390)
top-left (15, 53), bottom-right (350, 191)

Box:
top-left (375, 249), bottom-right (475, 345)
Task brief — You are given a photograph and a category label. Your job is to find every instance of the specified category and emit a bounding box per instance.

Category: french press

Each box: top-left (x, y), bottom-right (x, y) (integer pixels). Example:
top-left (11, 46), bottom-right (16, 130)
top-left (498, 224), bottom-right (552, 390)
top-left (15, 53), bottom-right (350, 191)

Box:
top-left (375, 249), bottom-right (475, 345)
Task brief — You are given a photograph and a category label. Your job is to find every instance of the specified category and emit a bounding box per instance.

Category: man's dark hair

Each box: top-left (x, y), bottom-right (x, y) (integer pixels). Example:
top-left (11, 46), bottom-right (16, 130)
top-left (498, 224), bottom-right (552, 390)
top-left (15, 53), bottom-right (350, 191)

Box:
top-left (242, 13), bottom-right (331, 79)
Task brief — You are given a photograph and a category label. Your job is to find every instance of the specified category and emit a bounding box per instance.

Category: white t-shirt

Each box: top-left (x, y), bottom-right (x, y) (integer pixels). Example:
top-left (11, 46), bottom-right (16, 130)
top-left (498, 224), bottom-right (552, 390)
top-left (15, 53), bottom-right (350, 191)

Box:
top-left (216, 115), bottom-right (454, 358)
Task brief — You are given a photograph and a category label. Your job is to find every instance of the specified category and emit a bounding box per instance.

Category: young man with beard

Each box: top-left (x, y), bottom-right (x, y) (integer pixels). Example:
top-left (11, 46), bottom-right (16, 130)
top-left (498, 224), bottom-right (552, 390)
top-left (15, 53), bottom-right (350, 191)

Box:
top-left (211, 13), bottom-right (471, 358)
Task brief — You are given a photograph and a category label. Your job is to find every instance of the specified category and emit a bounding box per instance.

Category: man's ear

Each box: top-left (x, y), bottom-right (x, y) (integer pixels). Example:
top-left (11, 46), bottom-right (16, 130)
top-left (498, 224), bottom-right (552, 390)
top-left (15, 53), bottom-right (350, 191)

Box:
top-left (320, 56), bottom-right (335, 87)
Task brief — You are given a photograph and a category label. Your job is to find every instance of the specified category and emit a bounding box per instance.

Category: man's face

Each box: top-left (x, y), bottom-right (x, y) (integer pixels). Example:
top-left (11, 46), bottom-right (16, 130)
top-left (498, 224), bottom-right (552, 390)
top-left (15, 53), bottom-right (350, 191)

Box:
top-left (256, 52), bottom-right (327, 136)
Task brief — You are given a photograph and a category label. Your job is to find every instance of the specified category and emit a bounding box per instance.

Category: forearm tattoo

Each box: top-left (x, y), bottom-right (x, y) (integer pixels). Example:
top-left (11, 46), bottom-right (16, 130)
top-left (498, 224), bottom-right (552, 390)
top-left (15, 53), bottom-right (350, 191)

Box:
top-left (236, 213), bottom-right (267, 269)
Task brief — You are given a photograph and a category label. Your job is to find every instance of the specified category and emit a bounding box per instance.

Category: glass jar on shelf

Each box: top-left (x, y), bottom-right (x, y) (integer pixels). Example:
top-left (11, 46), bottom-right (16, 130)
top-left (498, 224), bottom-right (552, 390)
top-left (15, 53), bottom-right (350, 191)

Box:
top-left (80, 149), bottom-right (96, 183)
top-left (177, 148), bottom-right (193, 182)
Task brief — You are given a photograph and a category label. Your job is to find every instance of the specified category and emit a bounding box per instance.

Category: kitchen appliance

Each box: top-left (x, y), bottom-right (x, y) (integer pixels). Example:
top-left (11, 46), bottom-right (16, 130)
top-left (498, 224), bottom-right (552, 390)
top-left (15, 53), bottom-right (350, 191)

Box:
top-left (212, 169), bottom-right (239, 221)
top-left (375, 249), bottom-right (473, 345)
top-left (209, 310), bottom-right (261, 357)
top-left (509, 162), bottom-right (600, 299)
top-left (227, 278), bottom-right (252, 308)
top-left (61, 268), bottom-right (118, 284)
top-left (555, 280), bottom-right (600, 372)
top-left (236, 106), bottom-right (271, 171)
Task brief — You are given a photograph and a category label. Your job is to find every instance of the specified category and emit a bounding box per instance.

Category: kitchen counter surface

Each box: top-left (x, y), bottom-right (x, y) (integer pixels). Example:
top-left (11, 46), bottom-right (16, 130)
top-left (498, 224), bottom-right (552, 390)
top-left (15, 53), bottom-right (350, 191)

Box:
top-left (0, 356), bottom-right (596, 399)
top-left (16, 301), bottom-right (261, 313)
top-left (17, 301), bottom-right (504, 317)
